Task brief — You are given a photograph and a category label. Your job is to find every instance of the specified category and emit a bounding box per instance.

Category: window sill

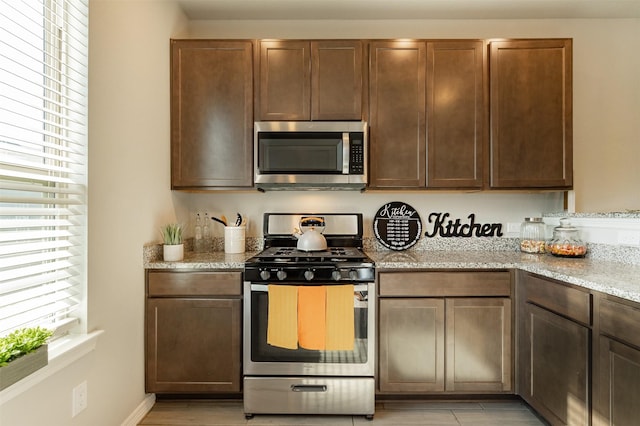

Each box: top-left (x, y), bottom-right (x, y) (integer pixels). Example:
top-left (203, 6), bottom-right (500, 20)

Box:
top-left (0, 330), bottom-right (104, 404)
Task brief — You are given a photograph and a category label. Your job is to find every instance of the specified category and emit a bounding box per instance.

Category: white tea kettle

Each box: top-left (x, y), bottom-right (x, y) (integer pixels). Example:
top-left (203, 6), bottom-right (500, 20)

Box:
top-left (293, 216), bottom-right (328, 251)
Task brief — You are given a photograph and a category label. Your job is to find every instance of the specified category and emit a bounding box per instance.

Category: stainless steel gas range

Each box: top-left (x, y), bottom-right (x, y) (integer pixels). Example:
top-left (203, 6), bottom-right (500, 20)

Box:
top-left (243, 213), bottom-right (375, 420)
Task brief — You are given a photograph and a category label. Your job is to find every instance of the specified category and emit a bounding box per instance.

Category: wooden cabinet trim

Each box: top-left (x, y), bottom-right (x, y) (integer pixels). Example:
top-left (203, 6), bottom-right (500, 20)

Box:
top-left (379, 271), bottom-right (511, 297)
top-left (599, 297), bottom-right (640, 349)
top-left (147, 271), bottom-right (242, 296)
top-left (523, 273), bottom-right (591, 325)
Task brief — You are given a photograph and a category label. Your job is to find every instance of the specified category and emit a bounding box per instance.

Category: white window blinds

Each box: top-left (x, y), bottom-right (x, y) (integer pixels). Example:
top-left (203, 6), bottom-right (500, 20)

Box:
top-left (0, 0), bottom-right (88, 336)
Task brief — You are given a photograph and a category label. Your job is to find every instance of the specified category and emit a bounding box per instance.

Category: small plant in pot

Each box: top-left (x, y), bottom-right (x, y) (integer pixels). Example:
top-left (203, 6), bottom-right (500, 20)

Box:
top-left (160, 223), bottom-right (184, 261)
top-left (0, 327), bottom-right (53, 390)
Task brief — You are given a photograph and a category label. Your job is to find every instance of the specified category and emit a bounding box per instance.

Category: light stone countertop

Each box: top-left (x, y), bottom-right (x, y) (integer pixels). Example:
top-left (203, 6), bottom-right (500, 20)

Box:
top-left (368, 250), bottom-right (640, 303)
top-left (145, 246), bottom-right (640, 304)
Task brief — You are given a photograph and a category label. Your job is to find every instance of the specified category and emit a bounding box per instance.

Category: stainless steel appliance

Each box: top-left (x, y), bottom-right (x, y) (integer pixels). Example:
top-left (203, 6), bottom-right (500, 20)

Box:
top-left (254, 121), bottom-right (368, 190)
top-left (243, 213), bottom-right (375, 419)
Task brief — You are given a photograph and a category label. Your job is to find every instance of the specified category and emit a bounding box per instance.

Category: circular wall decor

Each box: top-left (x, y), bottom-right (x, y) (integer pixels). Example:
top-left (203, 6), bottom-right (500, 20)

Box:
top-left (373, 202), bottom-right (422, 251)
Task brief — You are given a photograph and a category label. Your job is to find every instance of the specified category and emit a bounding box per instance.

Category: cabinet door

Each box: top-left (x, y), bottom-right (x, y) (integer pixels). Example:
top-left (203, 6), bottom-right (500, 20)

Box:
top-left (427, 41), bottom-right (485, 189)
top-left (520, 302), bottom-right (590, 425)
top-left (369, 41), bottom-right (426, 188)
top-left (171, 40), bottom-right (253, 188)
top-left (378, 298), bottom-right (445, 392)
top-left (146, 298), bottom-right (242, 393)
top-left (597, 336), bottom-right (640, 426)
top-left (259, 40), bottom-right (310, 120)
top-left (490, 39), bottom-right (572, 189)
top-left (311, 40), bottom-right (363, 120)
top-left (446, 298), bottom-right (511, 392)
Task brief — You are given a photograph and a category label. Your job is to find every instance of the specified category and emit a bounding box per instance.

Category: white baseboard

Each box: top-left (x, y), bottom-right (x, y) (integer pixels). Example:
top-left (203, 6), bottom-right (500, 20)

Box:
top-left (121, 393), bottom-right (155, 426)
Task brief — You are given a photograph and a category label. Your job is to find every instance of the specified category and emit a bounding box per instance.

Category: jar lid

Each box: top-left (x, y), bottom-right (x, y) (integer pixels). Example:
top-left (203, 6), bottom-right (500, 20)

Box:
top-left (524, 217), bottom-right (543, 222)
top-left (554, 218), bottom-right (577, 231)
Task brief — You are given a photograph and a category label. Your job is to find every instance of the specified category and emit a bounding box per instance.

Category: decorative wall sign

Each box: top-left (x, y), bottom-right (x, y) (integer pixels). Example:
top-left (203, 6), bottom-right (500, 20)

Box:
top-left (373, 202), bottom-right (422, 250)
top-left (424, 213), bottom-right (503, 238)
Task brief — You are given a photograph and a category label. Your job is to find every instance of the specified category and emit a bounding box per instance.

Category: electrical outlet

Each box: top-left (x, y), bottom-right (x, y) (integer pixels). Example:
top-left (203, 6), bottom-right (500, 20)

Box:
top-left (72, 381), bottom-right (87, 417)
top-left (617, 230), bottom-right (640, 246)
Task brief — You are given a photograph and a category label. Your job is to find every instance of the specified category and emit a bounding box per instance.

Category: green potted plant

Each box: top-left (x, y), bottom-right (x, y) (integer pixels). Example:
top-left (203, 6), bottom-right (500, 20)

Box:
top-left (0, 327), bottom-right (53, 390)
top-left (160, 223), bottom-right (184, 261)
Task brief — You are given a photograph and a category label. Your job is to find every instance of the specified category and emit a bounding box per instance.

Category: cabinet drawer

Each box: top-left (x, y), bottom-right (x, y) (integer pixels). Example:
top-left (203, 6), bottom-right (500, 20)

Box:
top-left (600, 298), bottom-right (640, 349)
top-left (147, 271), bottom-right (242, 296)
top-left (524, 273), bottom-right (591, 325)
top-left (379, 271), bottom-right (511, 297)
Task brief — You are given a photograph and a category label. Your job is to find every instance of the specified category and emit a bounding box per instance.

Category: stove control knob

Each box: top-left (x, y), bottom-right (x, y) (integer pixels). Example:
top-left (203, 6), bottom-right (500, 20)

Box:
top-left (276, 269), bottom-right (287, 281)
top-left (349, 269), bottom-right (359, 281)
top-left (259, 269), bottom-right (271, 281)
top-left (332, 269), bottom-right (342, 281)
top-left (304, 269), bottom-right (315, 281)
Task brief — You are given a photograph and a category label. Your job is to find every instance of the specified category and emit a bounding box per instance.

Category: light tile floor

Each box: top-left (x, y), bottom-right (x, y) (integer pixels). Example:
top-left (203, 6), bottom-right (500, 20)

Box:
top-left (139, 399), bottom-right (548, 425)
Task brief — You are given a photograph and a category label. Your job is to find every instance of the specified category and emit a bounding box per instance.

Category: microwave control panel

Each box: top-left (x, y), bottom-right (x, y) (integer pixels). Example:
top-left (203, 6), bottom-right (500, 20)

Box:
top-left (349, 133), bottom-right (365, 174)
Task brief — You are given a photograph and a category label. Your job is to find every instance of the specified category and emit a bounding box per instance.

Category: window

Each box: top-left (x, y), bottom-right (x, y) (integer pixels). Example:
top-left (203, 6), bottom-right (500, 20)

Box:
top-left (0, 0), bottom-right (88, 337)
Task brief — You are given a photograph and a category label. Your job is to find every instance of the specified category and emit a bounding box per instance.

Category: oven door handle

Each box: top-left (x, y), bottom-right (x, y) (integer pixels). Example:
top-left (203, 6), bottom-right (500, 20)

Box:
top-left (291, 384), bottom-right (327, 393)
top-left (250, 283), bottom-right (369, 292)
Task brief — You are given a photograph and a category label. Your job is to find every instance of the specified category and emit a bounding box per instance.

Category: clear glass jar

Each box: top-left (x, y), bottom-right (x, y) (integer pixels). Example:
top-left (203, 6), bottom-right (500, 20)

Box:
top-left (520, 217), bottom-right (547, 253)
top-left (547, 218), bottom-right (588, 258)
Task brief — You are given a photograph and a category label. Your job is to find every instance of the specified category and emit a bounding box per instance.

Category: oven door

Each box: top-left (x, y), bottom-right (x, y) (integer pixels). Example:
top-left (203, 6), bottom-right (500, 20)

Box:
top-left (243, 281), bottom-right (375, 377)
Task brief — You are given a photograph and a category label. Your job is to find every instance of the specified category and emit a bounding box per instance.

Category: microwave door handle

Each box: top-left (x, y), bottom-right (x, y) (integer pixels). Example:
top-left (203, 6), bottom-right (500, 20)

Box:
top-left (342, 132), bottom-right (350, 174)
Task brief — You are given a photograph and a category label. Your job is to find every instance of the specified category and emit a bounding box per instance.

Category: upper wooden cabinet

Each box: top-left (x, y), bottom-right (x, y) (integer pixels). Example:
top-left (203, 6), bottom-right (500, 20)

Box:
top-left (171, 40), bottom-right (254, 189)
top-left (427, 41), bottom-right (485, 189)
top-left (369, 41), bottom-right (427, 188)
top-left (489, 39), bottom-right (573, 189)
top-left (258, 40), bottom-right (363, 121)
top-left (369, 40), bottom-right (485, 189)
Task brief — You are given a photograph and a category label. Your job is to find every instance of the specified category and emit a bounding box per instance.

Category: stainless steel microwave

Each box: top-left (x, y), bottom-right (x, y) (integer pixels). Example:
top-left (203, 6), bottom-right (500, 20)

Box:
top-left (254, 121), bottom-right (368, 190)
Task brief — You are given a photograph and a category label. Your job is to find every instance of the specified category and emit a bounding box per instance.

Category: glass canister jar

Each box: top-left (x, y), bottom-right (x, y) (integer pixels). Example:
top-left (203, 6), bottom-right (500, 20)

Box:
top-left (547, 218), bottom-right (588, 258)
top-left (520, 217), bottom-right (547, 253)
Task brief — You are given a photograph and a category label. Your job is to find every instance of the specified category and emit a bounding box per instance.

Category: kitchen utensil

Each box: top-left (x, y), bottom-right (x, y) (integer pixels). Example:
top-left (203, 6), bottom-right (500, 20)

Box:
top-left (235, 213), bottom-right (242, 226)
top-left (211, 216), bottom-right (227, 227)
top-left (293, 216), bottom-right (328, 251)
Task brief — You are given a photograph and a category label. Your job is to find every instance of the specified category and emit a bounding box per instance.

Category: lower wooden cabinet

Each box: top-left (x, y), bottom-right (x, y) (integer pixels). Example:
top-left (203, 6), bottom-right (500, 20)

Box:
top-left (594, 296), bottom-right (640, 426)
top-left (517, 272), bottom-right (591, 426)
top-left (378, 270), bottom-right (512, 394)
top-left (145, 270), bottom-right (242, 393)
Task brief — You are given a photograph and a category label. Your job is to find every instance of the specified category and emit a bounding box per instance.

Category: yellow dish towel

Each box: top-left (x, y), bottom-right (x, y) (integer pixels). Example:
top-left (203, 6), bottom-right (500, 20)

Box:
top-left (298, 286), bottom-right (326, 350)
top-left (267, 285), bottom-right (298, 349)
top-left (325, 285), bottom-right (355, 351)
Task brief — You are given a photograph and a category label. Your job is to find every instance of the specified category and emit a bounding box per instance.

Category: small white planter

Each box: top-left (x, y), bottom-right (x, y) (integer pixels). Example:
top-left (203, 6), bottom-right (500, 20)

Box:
top-left (0, 344), bottom-right (48, 391)
top-left (163, 244), bottom-right (184, 261)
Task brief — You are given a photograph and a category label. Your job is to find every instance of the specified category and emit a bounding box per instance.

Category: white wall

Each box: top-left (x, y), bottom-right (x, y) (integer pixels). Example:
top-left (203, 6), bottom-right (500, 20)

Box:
top-left (1, 2), bottom-right (637, 425)
top-left (1, 2), bottom-right (188, 425)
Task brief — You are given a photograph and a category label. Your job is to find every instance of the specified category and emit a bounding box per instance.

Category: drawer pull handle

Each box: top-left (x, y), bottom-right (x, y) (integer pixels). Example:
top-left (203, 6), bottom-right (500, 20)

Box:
top-left (291, 384), bottom-right (327, 393)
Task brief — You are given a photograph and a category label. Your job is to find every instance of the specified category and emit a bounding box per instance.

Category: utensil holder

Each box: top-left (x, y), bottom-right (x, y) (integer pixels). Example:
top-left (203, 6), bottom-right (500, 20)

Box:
top-left (225, 226), bottom-right (246, 254)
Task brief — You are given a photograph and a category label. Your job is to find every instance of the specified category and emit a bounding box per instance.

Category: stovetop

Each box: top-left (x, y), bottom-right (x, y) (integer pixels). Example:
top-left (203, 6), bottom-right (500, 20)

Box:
top-left (249, 246), bottom-right (369, 263)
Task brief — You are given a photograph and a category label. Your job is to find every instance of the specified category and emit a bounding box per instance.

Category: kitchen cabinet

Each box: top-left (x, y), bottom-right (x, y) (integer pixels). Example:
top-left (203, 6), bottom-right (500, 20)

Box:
top-left (517, 272), bottom-right (591, 425)
top-left (258, 40), bottom-right (363, 121)
top-left (369, 40), bottom-right (485, 189)
top-left (378, 270), bottom-right (512, 393)
top-left (369, 41), bottom-right (426, 188)
top-left (170, 40), bottom-right (253, 189)
top-left (594, 295), bottom-right (640, 426)
top-left (426, 41), bottom-right (485, 189)
top-left (145, 270), bottom-right (242, 393)
top-left (489, 39), bottom-right (573, 189)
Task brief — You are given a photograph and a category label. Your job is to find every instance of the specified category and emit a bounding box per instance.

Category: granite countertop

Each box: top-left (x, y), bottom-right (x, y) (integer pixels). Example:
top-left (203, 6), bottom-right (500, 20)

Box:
top-left (368, 250), bottom-right (640, 303)
top-left (145, 247), bottom-right (640, 304)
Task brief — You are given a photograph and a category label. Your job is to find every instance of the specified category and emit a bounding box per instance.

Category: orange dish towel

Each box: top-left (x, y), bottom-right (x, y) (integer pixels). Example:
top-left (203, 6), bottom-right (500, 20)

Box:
top-left (267, 285), bottom-right (298, 349)
top-left (325, 285), bottom-right (355, 351)
top-left (297, 286), bottom-right (326, 350)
